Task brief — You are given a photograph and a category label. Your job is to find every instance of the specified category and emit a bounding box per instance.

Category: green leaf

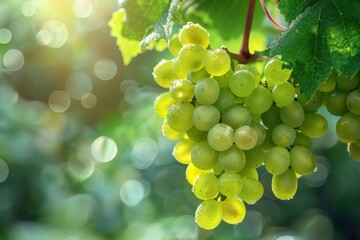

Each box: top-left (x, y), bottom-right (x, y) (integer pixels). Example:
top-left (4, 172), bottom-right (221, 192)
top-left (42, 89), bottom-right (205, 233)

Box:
top-left (278, 0), bottom-right (319, 21)
top-left (268, 0), bottom-right (360, 98)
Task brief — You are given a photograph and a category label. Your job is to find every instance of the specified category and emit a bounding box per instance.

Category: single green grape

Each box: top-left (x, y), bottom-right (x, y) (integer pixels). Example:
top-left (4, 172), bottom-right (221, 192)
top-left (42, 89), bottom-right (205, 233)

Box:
top-left (179, 22), bottom-right (210, 49)
top-left (299, 113), bottom-right (328, 138)
top-left (336, 73), bottom-right (360, 91)
top-left (194, 78), bottom-right (220, 105)
top-left (234, 126), bottom-right (258, 150)
top-left (292, 132), bottom-right (313, 149)
top-left (290, 145), bottom-right (316, 175)
top-left (218, 145), bottom-right (246, 172)
top-left (170, 79), bottom-right (195, 102)
top-left (272, 168), bottom-right (298, 200)
top-left (280, 101), bottom-right (305, 128)
top-left (346, 88), bottom-right (360, 115)
top-left (272, 82), bottom-right (295, 107)
top-left (168, 34), bottom-right (182, 56)
top-left (244, 147), bottom-right (265, 169)
top-left (192, 105), bottom-right (221, 131)
top-left (299, 91), bottom-right (325, 112)
top-left (166, 102), bottom-right (194, 131)
top-left (221, 197), bottom-right (246, 224)
top-left (195, 199), bottom-right (223, 230)
top-left (264, 58), bottom-right (292, 85)
top-left (214, 88), bottom-right (235, 113)
top-left (186, 126), bottom-right (208, 142)
top-left (192, 172), bottom-right (219, 200)
top-left (261, 105), bottom-right (282, 129)
top-left (179, 44), bottom-right (206, 72)
top-left (265, 146), bottom-right (290, 175)
top-left (154, 92), bottom-right (176, 119)
top-left (204, 48), bottom-right (231, 76)
top-left (229, 70), bottom-right (256, 97)
top-left (336, 112), bottom-right (360, 143)
top-left (191, 141), bottom-right (219, 170)
top-left (238, 176), bottom-right (264, 204)
top-left (207, 123), bottom-right (234, 151)
top-left (271, 124), bottom-right (296, 148)
top-left (325, 89), bottom-right (349, 116)
top-left (152, 59), bottom-right (178, 88)
top-left (222, 105), bottom-right (252, 129)
top-left (348, 142), bottom-right (360, 161)
top-left (245, 85), bottom-right (273, 114)
top-left (173, 138), bottom-right (197, 165)
top-left (218, 172), bottom-right (243, 197)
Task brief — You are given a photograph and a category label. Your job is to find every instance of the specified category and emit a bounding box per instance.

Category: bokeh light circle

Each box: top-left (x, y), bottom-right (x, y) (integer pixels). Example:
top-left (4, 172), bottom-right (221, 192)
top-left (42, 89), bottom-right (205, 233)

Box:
top-left (0, 159), bottom-right (9, 183)
top-left (21, 1), bottom-right (36, 17)
top-left (120, 180), bottom-right (144, 207)
top-left (36, 20), bottom-right (68, 48)
top-left (48, 90), bottom-right (71, 113)
top-left (94, 58), bottom-right (117, 80)
top-left (91, 136), bottom-right (118, 162)
top-left (81, 93), bottom-right (97, 109)
top-left (67, 153), bottom-right (95, 181)
top-left (131, 137), bottom-right (159, 169)
top-left (65, 194), bottom-right (95, 227)
top-left (65, 72), bottom-right (93, 100)
top-left (72, 0), bottom-right (93, 18)
top-left (0, 28), bottom-right (12, 44)
top-left (3, 49), bottom-right (25, 71)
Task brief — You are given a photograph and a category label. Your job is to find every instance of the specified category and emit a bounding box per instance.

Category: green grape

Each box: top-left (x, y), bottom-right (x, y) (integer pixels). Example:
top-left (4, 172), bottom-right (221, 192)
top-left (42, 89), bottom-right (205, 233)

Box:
top-left (188, 68), bottom-right (210, 83)
top-left (265, 146), bottom-right (290, 175)
top-left (244, 147), bottom-right (264, 169)
top-left (186, 126), bottom-right (208, 142)
top-left (214, 68), bottom-right (233, 88)
top-left (234, 126), bottom-right (258, 150)
top-left (154, 92), bottom-right (176, 119)
top-left (337, 73), bottom-right (360, 91)
top-left (204, 48), bottom-right (231, 76)
top-left (336, 112), bottom-right (360, 143)
top-left (260, 128), bottom-right (275, 150)
top-left (261, 105), bottom-right (281, 129)
top-left (168, 34), bottom-right (182, 56)
top-left (272, 168), bottom-right (298, 200)
top-left (298, 91), bottom-right (325, 112)
top-left (211, 162), bottom-right (223, 176)
top-left (214, 88), bottom-right (235, 113)
top-left (218, 145), bottom-right (246, 172)
top-left (179, 22), bottom-right (210, 49)
top-left (162, 119), bottom-right (185, 140)
top-left (235, 64), bottom-right (261, 85)
top-left (280, 101), bottom-right (305, 128)
top-left (271, 124), bottom-right (296, 148)
top-left (221, 197), bottom-right (246, 224)
top-left (194, 78), bottom-right (220, 105)
top-left (325, 89), bottom-right (349, 116)
top-left (272, 82), bottom-right (295, 107)
top-left (348, 142), bottom-right (360, 161)
top-left (264, 58), bottom-right (292, 85)
top-left (245, 85), bottom-right (273, 114)
top-left (299, 113), bottom-right (328, 138)
top-left (346, 89), bottom-right (360, 115)
top-left (191, 141), bottom-right (219, 170)
top-left (290, 145), bottom-right (316, 175)
top-left (173, 138), bottom-right (196, 165)
top-left (207, 123), bottom-right (234, 151)
top-left (292, 132), bottom-right (313, 149)
top-left (167, 102), bottom-right (194, 131)
top-left (193, 105), bottom-right (221, 131)
top-left (192, 172), bottom-right (219, 200)
top-left (218, 172), bottom-right (243, 197)
top-left (250, 122), bottom-right (267, 146)
top-left (179, 44), bottom-right (206, 72)
top-left (238, 167), bottom-right (258, 180)
top-left (152, 59), bottom-right (178, 88)
top-left (318, 71), bottom-right (336, 92)
top-left (229, 70), bottom-right (256, 97)
top-left (222, 105), bottom-right (252, 129)
top-left (195, 199), bottom-right (223, 230)
top-left (238, 177), bottom-right (264, 204)
top-left (172, 58), bottom-right (188, 79)
top-left (170, 79), bottom-right (195, 102)
top-left (186, 163), bottom-right (209, 185)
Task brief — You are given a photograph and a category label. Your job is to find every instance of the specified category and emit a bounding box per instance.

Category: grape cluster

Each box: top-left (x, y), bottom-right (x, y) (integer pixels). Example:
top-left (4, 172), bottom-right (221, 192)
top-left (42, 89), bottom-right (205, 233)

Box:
top-left (152, 22), bottom-right (354, 230)
top-left (317, 72), bottom-right (360, 160)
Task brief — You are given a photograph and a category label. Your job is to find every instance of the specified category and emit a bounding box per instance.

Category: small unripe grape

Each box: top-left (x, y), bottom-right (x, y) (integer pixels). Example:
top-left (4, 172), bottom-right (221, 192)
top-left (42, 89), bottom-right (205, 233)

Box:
top-left (154, 92), bottom-right (176, 119)
top-left (195, 199), bottom-right (222, 230)
top-left (195, 78), bottom-right (220, 105)
top-left (221, 197), bottom-right (246, 224)
top-left (234, 126), bottom-right (258, 150)
top-left (229, 70), bottom-right (256, 97)
top-left (170, 79), bottom-right (195, 102)
top-left (179, 44), bottom-right (206, 72)
top-left (204, 48), bottom-right (231, 76)
top-left (218, 145), bottom-right (246, 172)
top-left (192, 173), bottom-right (219, 200)
top-left (336, 112), bottom-right (360, 143)
top-left (166, 102), bottom-right (194, 131)
top-left (191, 141), bottom-right (218, 170)
top-left (179, 22), bottom-right (210, 49)
top-left (207, 123), bottom-right (234, 151)
top-left (264, 58), bottom-right (292, 85)
top-left (168, 34), bottom-right (182, 56)
top-left (272, 168), bottom-right (298, 200)
top-left (152, 59), bottom-right (178, 88)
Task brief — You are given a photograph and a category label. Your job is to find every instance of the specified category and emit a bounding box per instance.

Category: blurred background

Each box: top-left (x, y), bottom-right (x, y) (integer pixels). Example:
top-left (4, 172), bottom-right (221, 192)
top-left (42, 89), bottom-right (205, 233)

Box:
top-left (0, 0), bottom-right (359, 239)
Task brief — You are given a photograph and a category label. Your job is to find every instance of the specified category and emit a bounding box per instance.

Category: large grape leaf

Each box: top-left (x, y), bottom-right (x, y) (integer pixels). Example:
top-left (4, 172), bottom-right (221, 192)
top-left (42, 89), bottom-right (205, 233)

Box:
top-left (268, 0), bottom-right (360, 98)
top-left (278, 0), bottom-right (319, 21)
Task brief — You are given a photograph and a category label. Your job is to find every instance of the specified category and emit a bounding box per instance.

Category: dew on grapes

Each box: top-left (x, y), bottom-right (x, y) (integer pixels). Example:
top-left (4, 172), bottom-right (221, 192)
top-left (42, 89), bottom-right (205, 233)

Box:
top-left (91, 136), bottom-right (118, 163)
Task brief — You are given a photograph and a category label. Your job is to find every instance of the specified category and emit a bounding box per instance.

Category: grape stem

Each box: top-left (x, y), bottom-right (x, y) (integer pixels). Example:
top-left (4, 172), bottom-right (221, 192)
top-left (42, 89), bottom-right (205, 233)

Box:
top-left (223, 0), bottom-right (258, 64)
top-left (259, 0), bottom-right (287, 31)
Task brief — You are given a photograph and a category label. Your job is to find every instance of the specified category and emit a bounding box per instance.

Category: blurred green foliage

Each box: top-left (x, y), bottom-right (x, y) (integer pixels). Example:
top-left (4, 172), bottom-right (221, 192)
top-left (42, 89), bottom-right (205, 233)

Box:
top-left (0, 1), bottom-right (359, 240)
